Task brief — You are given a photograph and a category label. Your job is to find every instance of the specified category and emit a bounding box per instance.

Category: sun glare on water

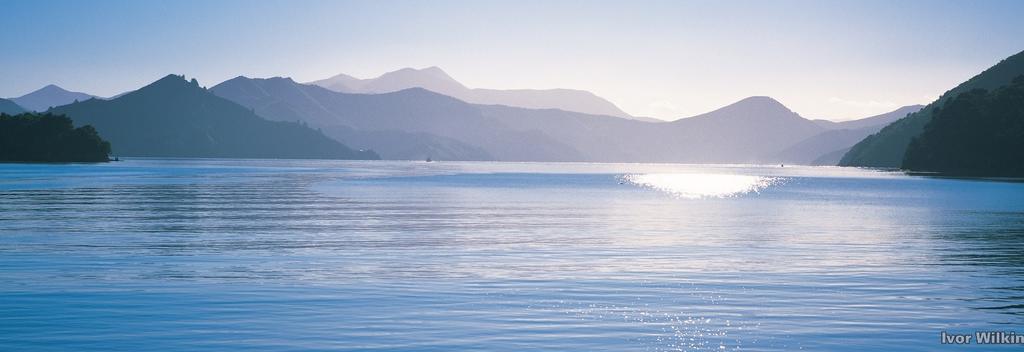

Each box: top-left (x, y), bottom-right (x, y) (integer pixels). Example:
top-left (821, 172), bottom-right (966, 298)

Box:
top-left (621, 173), bottom-right (781, 199)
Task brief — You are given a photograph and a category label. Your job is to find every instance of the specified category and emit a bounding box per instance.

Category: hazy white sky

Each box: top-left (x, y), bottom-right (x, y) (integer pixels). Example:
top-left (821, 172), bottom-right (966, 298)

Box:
top-left (2, 0), bottom-right (1023, 121)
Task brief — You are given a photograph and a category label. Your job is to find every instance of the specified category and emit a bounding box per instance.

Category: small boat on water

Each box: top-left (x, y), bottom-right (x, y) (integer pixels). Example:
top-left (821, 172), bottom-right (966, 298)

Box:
top-left (425, 156), bottom-right (432, 162)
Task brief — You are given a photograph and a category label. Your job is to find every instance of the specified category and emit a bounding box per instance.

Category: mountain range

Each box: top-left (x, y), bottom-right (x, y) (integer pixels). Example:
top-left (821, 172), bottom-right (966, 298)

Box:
top-left (213, 77), bottom-right (582, 161)
top-left (10, 84), bottom-right (95, 112)
top-left (214, 75), bottom-right (918, 164)
top-left (308, 66), bottom-right (656, 121)
top-left (11, 60), bottom-right (990, 167)
top-left (775, 105), bottom-right (924, 165)
top-left (49, 75), bottom-right (378, 160)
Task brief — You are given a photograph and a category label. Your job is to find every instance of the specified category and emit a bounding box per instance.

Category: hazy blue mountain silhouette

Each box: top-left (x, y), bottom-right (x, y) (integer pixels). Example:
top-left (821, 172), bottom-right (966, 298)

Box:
top-left (11, 84), bottom-right (95, 112)
top-left (477, 97), bottom-right (916, 164)
top-left (326, 125), bottom-right (493, 161)
top-left (309, 67), bottom-right (647, 121)
top-left (812, 105), bottom-right (924, 131)
top-left (664, 96), bottom-right (825, 162)
top-left (775, 105), bottom-right (923, 164)
top-left (50, 75), bottom-right (378, 160)
top-left (840, 49), bottom-right (1024, 167)
top-left (215, 76), bottom-right (903, 164)
top-left (0, 98), bottom-right (25, 115)
top-left (811, 148), bottom-right (852, 166)
top-left (477, 96), bottom-right (828, 163)
top-left (212, 77), bottom-right (580, 161)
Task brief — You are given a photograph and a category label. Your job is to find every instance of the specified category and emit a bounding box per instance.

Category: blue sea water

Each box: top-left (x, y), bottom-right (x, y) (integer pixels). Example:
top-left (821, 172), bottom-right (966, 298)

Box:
top-left (1, 159), bottom-right (1022, 351)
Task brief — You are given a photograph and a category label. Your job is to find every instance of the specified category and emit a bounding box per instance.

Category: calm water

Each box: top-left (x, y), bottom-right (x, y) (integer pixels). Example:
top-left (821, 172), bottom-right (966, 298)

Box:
top-left (1, 159), bottom-right (1023, 351)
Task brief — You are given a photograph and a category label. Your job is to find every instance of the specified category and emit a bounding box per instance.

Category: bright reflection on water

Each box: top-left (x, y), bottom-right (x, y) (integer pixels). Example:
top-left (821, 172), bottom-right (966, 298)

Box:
top-left (1, 159), bottom-right (1023, 351)
top-left (621, 173), bottom-right (780, 199)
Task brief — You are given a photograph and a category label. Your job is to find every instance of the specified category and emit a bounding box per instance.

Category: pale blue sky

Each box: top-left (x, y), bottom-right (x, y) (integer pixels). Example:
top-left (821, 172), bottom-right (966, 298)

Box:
top-left (2, 0), bottom-right (1023, 120)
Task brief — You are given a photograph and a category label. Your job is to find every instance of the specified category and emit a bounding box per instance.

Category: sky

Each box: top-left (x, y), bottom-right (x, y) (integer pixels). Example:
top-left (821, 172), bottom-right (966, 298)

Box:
top-left (2, 0), bottom-right (1023, 121)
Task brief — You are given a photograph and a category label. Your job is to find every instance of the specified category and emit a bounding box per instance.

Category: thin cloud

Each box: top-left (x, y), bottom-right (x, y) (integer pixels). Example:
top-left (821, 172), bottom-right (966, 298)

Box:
top-left (826, 97), bottom-right (899, 109)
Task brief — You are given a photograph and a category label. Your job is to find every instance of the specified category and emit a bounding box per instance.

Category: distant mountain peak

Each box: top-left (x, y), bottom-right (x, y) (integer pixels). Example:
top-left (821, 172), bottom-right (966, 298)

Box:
top-left (154, 74), bottom-right (187, 84)
top-left (392, 66), bottom-right (448, 75)
top-left (129, 74), bottom-right (206, 96)
top-left (323, 66), bottom-right (451, 83)
top-left (49, 74), bottom-right (378, 160)
top-left (26, 84), bottom-right (77, 96)
top-left (699, 96), bottom-right (798, 121)
top-left (129, 75), bottom-right (220, 100)
top-left (11, 83), bottom-right (96, 111)
top-left (419, 66), bottom-right (452, 77)
top-left (733, 96), bottom-right (789, 109)
top-left (232, 76), bottom-right (295, 86)
top-left (326, 72), bottom-right (358, 79)
top-left (308, 67), bottom-right (635, 119)
top-left (375, 66), bottom-right (466, 90)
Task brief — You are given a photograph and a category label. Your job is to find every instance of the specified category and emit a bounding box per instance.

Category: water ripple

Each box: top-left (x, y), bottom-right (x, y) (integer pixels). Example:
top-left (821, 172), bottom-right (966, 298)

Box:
top-left (1, 160), bottom-right (1023, 351)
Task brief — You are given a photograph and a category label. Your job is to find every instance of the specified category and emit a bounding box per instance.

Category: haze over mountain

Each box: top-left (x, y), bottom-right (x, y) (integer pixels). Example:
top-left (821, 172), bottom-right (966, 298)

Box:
top-left (213, 76), bottom-right (581, 161)
top-left (11, 84), bottom-right (95, 112)
top-left (50, 75), bottom-right (378, 160)
top-left (0, 98), bottom-right (25, 115)
top-left (215, 76), bottom-right (912, 164)
top-left (840, 49), bottom-right (1024, 168)
top-left (812, 105), bottom-right (924, 131)
top-left (464, 96), bottom-right (914, 165)
top-left (309, 67), bottom-right (652, 121)
top-left (775, 105), bottom-right (924, 165)
top-left (668, 96), bottom-right (824, 160)
top-left (0, 71), bottom-right (920, 165)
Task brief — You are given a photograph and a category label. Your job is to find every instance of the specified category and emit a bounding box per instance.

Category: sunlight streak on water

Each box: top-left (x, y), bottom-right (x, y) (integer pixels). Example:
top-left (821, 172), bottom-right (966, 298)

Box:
top-left (621, 173), bottom-right (781, 199)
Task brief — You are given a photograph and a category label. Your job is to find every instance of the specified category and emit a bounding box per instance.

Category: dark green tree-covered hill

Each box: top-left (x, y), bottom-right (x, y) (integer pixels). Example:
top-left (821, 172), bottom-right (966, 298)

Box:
top-left (0, 112), bottom-right (111, 162)
top-left (50, 75), bottom-right (378, 160)
top-left (902, 76), bottom-right (1024, 176)
top-left (840, 49), bottom-right (1024, 168)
